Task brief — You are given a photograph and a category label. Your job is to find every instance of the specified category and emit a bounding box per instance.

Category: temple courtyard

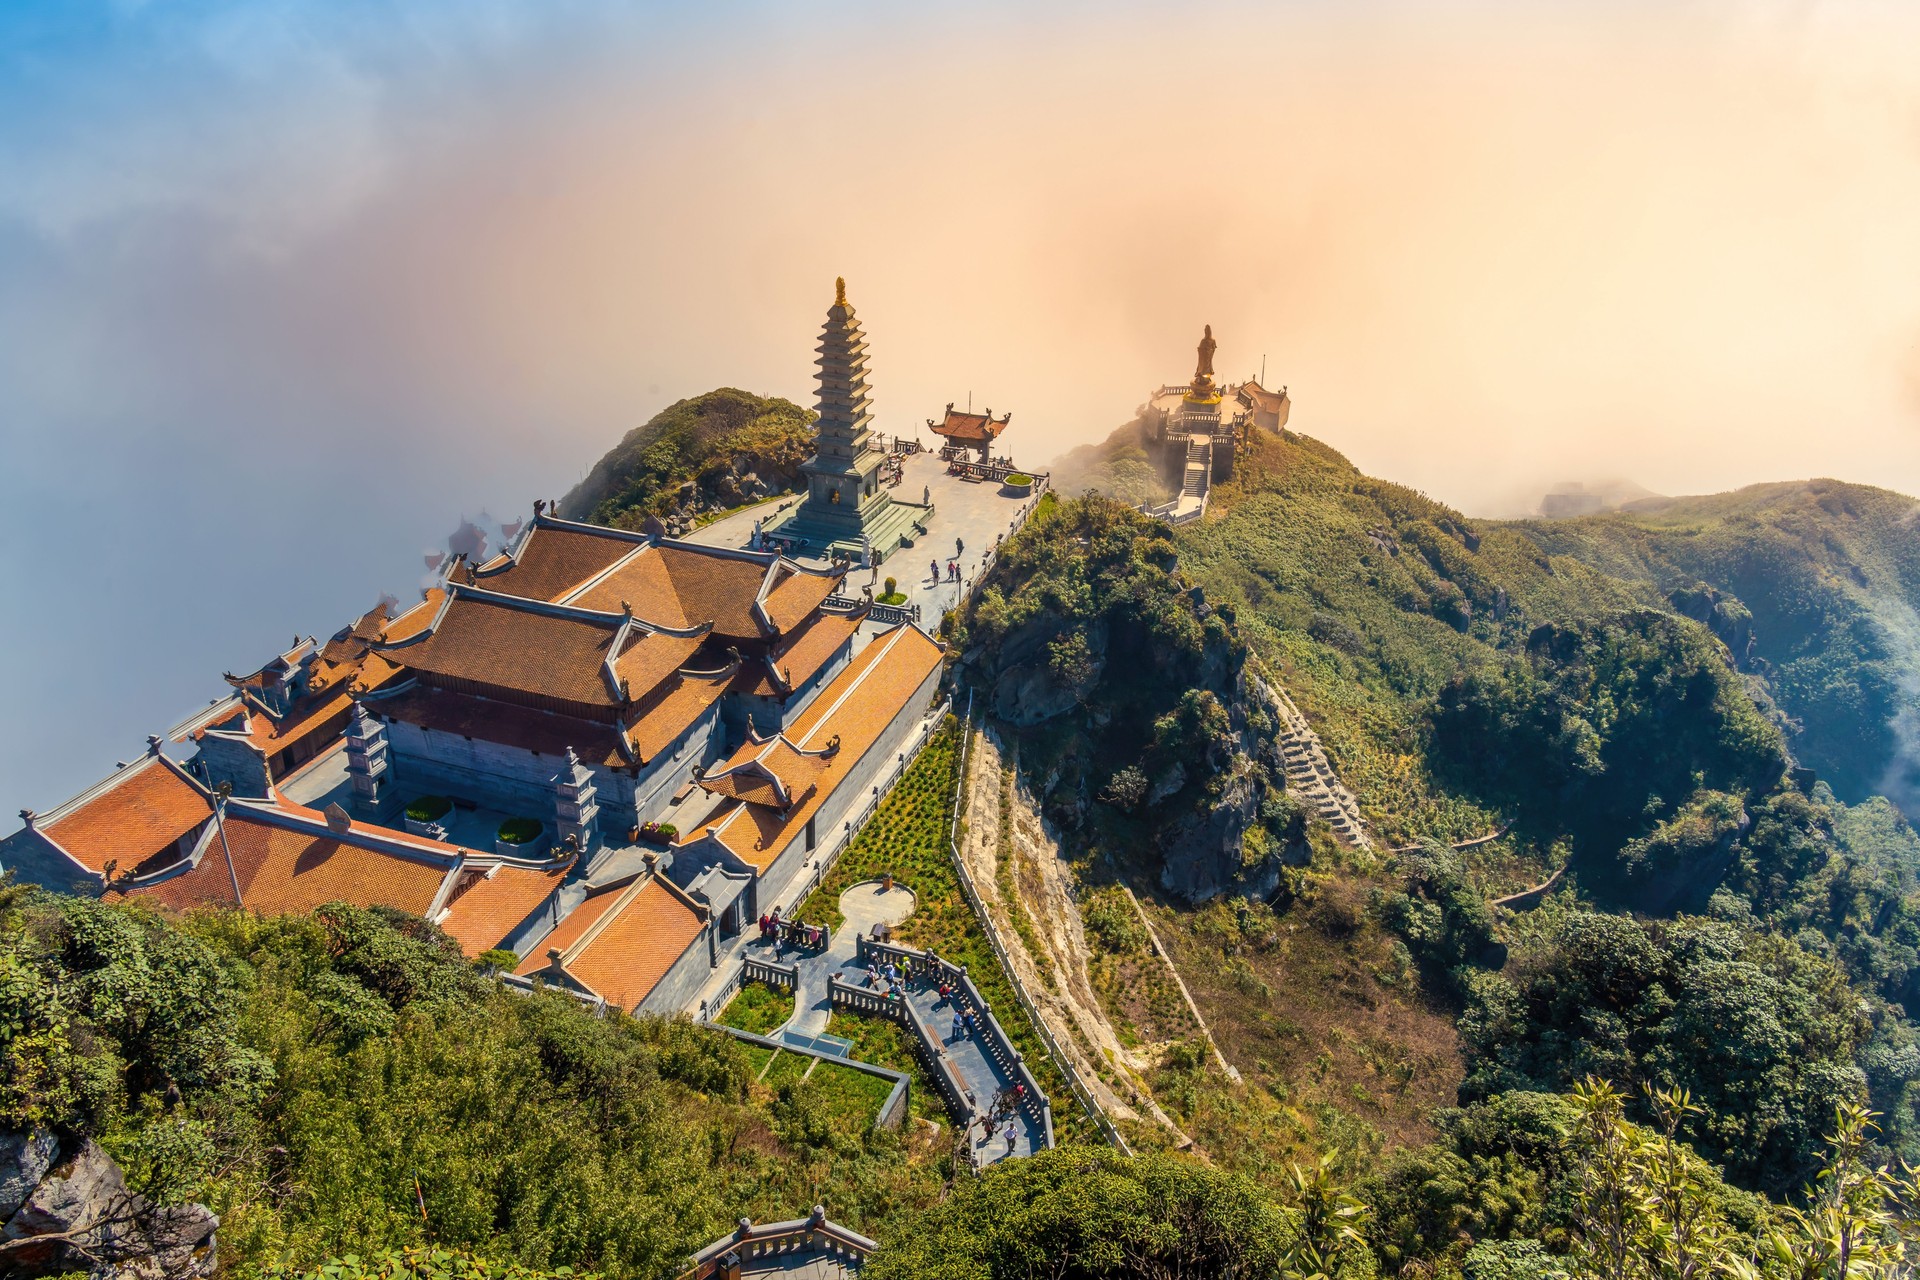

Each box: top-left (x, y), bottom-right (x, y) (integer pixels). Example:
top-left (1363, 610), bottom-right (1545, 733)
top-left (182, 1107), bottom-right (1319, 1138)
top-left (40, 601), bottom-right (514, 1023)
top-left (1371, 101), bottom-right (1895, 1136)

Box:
top-left (682, 448), bottom-right (1049, 628)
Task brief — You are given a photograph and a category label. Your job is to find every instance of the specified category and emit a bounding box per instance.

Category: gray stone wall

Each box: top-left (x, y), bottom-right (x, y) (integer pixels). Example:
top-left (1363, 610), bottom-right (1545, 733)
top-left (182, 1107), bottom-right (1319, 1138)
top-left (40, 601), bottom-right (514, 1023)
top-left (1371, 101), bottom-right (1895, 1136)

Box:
top-left (381, 702), bottom-right (720, 835)
top-left (0, 829), bottom-right (100, 896)
top-left (195, 733), bottom-right (271, 799)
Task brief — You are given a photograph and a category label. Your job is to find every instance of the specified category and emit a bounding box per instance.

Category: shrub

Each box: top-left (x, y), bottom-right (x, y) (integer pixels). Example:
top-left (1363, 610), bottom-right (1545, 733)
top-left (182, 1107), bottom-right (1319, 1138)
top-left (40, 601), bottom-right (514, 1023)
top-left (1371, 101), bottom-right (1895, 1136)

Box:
top-left (406, 795), bottom-right (453, 823)
top-left (496, 818), bottom-right (542, 845)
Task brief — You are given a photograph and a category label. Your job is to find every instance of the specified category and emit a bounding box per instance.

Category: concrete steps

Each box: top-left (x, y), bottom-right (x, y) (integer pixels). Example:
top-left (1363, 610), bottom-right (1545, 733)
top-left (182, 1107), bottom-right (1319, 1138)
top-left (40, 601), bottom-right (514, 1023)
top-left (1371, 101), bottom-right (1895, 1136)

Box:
top-left (1261, 677), bottom-right (1372, 851)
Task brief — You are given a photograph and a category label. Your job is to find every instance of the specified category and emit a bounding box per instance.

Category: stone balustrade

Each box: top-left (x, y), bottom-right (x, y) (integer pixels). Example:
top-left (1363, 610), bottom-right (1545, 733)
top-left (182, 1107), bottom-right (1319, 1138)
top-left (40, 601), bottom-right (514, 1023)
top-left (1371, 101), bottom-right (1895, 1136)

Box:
top-left (851, 935), bottom-right (1051, 1143)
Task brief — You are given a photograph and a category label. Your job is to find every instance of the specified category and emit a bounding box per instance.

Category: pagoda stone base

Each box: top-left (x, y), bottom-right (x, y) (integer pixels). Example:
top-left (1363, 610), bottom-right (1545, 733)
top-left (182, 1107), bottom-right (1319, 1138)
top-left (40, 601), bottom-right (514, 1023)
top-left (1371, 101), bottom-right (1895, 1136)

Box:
top-left (765, 497), bottom-right (932, 564)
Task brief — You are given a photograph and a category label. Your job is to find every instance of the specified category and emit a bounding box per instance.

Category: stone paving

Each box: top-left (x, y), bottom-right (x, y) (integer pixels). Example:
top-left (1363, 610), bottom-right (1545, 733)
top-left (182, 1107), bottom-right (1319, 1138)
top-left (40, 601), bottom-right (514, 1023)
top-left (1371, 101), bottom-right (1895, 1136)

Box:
top-left (680, 451), bottom-right (1047, 631)
top-left (742, 881), bottom-right (1045, 1164)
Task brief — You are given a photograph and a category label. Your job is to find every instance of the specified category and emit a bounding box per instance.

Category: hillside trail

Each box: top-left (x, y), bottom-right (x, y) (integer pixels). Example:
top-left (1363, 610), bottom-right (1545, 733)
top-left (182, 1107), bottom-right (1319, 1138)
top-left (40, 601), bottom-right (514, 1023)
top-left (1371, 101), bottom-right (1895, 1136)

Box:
top-left (1257, 674), bottom-right (1373, 849)
top-left (959, 725), bottom-right (1193, 1145)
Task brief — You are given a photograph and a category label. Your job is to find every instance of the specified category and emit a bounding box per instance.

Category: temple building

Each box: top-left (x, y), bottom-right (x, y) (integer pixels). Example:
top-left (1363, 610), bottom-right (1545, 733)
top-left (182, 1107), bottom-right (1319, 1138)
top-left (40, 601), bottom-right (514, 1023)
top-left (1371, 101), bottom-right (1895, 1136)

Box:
top-left (3, 502), bottom-right (948, 1017)
top-left (1141, 325), bottom-right (1290, 506)
top-left (928, 404), bottom-right (1011, 464)
top-left (763, 279), bottom-right (930, 561)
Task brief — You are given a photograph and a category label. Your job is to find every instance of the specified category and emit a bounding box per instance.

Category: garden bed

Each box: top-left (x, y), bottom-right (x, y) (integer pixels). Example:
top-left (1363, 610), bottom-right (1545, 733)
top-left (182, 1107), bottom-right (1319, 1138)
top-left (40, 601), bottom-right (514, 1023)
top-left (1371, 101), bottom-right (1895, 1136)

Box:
top-left (717, 980), bottom-right (795, 1036)
top-left (404, 795), bottom-right (452, 824)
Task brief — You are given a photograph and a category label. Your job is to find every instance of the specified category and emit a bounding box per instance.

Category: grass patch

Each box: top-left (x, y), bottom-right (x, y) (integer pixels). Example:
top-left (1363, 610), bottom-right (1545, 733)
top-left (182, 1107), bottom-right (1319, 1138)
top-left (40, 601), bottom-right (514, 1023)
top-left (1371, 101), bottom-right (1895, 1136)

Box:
top-left (826, 1011), bottom-right (945, 1126)
top-left (717, 980), bottom-right (794, 1036)
top-left (804, 1059), bottom-right (899, 1125)
top-left (736, 1042), bottom-right (777, 1078)
top-left (761, 1048), bottom-right (812, 1089)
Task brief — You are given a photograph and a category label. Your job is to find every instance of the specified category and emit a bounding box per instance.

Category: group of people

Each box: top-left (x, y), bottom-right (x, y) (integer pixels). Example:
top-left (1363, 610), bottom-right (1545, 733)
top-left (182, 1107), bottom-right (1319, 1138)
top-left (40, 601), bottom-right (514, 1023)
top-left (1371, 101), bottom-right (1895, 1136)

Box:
top-left (757, 910), bottom-right (826, 951)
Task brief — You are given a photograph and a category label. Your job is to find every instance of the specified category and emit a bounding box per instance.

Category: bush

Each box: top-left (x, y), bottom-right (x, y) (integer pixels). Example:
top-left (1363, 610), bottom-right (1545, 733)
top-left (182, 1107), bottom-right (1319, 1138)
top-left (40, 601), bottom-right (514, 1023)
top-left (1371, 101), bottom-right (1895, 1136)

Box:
top-left (406, 795), bottom-right (453, 823)
top-left (496, 817), bottom-right (542, 845)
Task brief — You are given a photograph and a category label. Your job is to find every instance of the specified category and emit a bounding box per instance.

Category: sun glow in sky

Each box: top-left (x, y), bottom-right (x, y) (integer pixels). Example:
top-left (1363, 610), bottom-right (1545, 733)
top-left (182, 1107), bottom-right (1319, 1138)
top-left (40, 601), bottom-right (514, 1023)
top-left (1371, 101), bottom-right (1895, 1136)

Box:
top-left (3, 0), bottom-right (1920, 808)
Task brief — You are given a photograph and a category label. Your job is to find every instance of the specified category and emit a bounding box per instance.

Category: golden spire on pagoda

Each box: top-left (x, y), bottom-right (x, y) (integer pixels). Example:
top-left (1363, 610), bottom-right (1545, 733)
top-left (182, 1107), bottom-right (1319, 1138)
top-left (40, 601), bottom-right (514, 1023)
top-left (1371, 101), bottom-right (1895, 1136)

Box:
top-left (835, 276), bottom-right (847, 307)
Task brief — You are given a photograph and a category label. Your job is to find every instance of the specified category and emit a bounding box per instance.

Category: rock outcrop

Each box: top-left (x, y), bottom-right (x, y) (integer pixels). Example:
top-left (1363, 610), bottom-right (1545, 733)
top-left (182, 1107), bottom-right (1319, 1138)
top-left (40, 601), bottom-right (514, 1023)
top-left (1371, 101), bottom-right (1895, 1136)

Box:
top-left (0, 1130), bottom-right (217, 1279)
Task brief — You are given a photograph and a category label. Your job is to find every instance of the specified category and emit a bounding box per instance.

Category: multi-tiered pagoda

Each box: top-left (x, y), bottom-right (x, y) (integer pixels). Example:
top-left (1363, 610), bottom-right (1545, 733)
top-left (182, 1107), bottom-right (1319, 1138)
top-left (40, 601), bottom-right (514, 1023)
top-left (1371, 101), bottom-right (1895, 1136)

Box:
top-left (766, 279), bottom-right (929, 562)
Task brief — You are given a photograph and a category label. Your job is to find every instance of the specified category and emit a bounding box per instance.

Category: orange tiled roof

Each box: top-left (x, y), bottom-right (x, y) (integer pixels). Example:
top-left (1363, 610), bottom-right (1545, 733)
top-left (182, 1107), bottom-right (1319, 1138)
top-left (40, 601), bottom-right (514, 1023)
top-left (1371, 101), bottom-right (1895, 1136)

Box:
top-left (515, 881), bottom-right (624, 976)
top-left (760, 565), bottom-right (842, 634)
top-left (517, 876), bottom-right (704, 1011)
top-left (772, 610), bottom-right (862, 692)
top-left (383, 590), bottom-right (445, 644)
top-left (440, 862), bottom-right (571, 956)
top-left (566, 879), bottom-right (704, 1010)
top-left (113, 807), bottom-right (453, 918)
top-left (934, 408), bottom-right (1007, 444)
top-left (626, 669), bottom-right (733, 764)
top-left (613, 628), bottom-right (708, 703)
top-left (700, 736), bottom-right (829, 809)
top-left (475, 526), bottom-right (637, 602)
top-left (570, 544), bottom-right (774, 640)
top-left (41, 756), bottom-right (212, 877)
top-left (699, 625), bottom-right (943, 870)
top-left (383, 592), bottom-right (700, 710)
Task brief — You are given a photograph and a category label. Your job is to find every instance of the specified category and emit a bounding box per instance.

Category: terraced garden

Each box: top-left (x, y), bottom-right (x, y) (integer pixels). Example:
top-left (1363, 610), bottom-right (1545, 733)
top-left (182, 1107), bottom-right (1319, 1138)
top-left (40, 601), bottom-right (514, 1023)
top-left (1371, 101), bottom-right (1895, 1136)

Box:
top-left (791, 715), bottom-right (1093, 1140)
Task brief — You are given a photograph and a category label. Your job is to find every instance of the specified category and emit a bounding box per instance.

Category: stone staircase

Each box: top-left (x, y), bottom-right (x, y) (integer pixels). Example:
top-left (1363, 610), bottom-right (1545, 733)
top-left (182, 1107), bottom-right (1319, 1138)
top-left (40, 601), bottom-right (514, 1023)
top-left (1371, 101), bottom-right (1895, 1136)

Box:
top-left (1261, 677), bottom-right (1372, 850)
top-left (1181, 436), bottom-right (1211, 499)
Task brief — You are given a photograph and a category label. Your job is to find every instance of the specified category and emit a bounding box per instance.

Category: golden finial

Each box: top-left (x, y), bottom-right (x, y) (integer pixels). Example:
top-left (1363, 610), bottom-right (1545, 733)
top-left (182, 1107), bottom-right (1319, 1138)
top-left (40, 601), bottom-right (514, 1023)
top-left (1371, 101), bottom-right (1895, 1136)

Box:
top-left (834, 276), bottom-right (847, 307)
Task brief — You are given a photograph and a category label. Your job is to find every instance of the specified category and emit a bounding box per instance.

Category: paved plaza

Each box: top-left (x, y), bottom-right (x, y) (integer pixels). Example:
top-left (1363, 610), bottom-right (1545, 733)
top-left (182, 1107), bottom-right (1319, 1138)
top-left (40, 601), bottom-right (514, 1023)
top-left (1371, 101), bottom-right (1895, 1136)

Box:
top-left (681, 450), bottom-right (1047, 631)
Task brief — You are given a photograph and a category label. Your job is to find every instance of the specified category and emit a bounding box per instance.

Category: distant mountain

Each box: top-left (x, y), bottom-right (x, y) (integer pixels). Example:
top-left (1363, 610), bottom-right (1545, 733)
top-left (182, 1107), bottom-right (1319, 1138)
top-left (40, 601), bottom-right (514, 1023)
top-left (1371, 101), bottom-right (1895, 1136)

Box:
top-left (1512, 480), bottom-right (1920, 812)
top-left (560, 387), bottom-right (813, 528)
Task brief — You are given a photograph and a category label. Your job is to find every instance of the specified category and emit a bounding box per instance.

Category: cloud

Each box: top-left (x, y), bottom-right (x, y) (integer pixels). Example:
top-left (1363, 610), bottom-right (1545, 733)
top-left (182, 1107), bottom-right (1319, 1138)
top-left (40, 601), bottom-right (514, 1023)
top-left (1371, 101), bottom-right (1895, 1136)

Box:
top-left (7, 0), bottom-right (1920, 807)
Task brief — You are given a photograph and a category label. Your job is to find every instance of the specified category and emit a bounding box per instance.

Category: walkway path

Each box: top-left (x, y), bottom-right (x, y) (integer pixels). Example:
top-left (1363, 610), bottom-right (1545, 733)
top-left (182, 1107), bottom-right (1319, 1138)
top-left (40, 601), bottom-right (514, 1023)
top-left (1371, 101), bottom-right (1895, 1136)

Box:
top-left (743, 881), bottom-right (1047, 1165)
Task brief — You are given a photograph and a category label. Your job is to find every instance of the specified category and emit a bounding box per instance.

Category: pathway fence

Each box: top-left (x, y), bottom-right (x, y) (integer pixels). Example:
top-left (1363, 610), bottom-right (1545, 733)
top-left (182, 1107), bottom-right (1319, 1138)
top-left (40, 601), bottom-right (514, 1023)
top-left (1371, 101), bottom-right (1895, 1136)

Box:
top-left (942, 693), bottom-right (1135, 1155)
top-left (849, 934), bottom-right (1053, 1150)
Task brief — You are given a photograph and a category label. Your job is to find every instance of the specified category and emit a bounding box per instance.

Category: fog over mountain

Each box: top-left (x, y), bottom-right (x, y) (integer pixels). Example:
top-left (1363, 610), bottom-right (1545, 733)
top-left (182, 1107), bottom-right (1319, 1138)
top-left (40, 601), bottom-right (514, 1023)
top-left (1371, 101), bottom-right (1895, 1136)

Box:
top-left (4, 0), bottom-right (1919, 808)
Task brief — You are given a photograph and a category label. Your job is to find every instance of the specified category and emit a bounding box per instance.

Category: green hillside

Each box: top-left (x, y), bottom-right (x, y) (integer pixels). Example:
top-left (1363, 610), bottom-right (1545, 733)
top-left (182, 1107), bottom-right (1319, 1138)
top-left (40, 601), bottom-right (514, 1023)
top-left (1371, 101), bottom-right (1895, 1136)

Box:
top-left (984, 425), bottom-right (1920, 1216)
top-left (559, 388), bottom-right (814, 528)
top-left (1509, 481), bottom-right (1920, 812)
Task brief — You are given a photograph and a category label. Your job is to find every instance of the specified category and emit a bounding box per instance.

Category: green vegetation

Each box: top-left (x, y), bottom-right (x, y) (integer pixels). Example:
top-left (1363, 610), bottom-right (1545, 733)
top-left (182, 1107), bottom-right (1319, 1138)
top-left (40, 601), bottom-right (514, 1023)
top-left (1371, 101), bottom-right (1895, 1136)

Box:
top-left (559, 388), bottom-right (813, 527)
top-left (1515, 481), bottom-right (1920, 811)
top-left (495, 817), bottom-right (542, 845)
top-left (877, 592), bottom-right (908, 606)
top-left (0, 885), bottom-right (946, 1277)
top-left (866, 1146), bottom-right (1367, 1280)
top-left (716, 980), bottom-right (794, 1036)
top-left (266, 1248), bottom-right (597, 1280)
top-left (1004, 473), bottom-right (1033, 486)
top-left (824, 1010), bottom-right (946, 1126)
top-left (405, 795), bottom-right (451, 823)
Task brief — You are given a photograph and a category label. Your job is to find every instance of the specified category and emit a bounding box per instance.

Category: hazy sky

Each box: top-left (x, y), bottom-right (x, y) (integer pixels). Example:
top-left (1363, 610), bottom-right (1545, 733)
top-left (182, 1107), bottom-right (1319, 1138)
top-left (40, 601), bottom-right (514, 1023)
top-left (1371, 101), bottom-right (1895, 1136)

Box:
top-left (4, 0), bottom-right (1920, 810)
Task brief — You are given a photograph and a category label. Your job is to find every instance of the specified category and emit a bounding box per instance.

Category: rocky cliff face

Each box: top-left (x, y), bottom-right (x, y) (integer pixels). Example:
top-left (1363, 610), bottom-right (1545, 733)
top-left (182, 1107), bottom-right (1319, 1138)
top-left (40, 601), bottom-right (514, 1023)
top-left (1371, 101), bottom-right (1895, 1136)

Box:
top-left (1, 1130), bottom-right (217, 1279)
top-left (956, 496), bottom-right (1306, 905)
